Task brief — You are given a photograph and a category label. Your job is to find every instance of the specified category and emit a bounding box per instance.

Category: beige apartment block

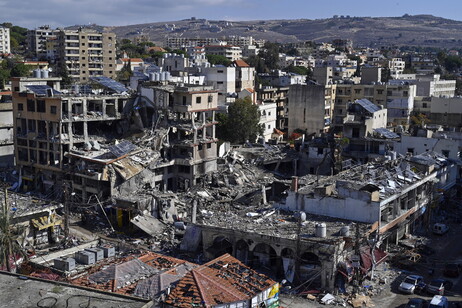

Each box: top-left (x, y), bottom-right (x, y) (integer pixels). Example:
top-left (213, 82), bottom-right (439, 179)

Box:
top-left (57, 29), bottom-right (116, 83)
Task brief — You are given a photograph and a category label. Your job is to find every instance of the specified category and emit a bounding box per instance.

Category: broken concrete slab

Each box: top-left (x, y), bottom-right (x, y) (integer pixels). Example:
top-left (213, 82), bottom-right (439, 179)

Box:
top-left (130, 214), bottom-right (165, 237)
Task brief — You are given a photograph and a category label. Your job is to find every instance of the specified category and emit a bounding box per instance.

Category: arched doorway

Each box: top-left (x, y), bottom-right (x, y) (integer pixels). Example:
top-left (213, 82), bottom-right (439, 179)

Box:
top-left (281, 248), bottom-right (296, 283)
top-left (252, 243), bottom-right (278, 277)
top-left (206, 236), bottom-right (233, 258)
top-left (299, 252), bottom-right (322, 288)
top-left (235, 239), bottom-right (249, 264)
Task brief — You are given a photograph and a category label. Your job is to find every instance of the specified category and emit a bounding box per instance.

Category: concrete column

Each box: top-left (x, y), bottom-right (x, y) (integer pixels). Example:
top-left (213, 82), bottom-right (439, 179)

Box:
top-left (82, 98), bottom-right (87, 116)
top-left (68, 122), bottom-right (73, 146)
top-left (102, 99), bottom-right (107, 118)
top-left (83, 121), bottom-right (88, 143)
top-left (68, 101), bottom-right (72, 119)
top-left (191, 199), bottom-right (197, 224)
top-left (212, 111), bottom-right (216, 139)
top-left (45, 121), bottom-right (49, 140)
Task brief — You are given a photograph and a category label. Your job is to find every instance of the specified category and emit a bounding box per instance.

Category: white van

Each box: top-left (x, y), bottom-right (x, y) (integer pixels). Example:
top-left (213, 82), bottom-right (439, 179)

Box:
top-left (433, 223), bottom-right (449, 235)
top-left (429, 295), bottom-right (449, 308)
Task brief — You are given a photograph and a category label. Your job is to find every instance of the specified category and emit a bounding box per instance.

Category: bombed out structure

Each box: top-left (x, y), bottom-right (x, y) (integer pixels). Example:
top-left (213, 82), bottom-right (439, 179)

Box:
top-left (12, 75), bottom-right (218, 202)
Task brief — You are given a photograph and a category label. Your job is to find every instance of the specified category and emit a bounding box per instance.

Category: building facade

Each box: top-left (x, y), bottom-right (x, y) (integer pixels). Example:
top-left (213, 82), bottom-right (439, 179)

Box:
top-left (57, 29), bottom-right (116, 83)
top-left (0, 26), bottom-right (10, 54)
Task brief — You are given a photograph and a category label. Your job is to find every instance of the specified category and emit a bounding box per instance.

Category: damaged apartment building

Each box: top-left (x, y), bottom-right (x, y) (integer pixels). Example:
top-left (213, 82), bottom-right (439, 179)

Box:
top-left (12, 75), bottom-right (131, 199)
top-left (12, 73), bottom-right (218, 202)
top-left (282, 157), bottom-right (439, 248)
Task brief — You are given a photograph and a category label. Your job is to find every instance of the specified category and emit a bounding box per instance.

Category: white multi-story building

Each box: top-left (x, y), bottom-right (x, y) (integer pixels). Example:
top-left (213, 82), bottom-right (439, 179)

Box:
top-left (203, 66), bottom-right (236, 106)
top-left (205, 45), bottom-right (242, 61)
top-left (0, 26), bottom-right (10, 54)
top-left (388, 58), bottom-right (406, 76)
top-left (258, 102), bottom-right (277, 141)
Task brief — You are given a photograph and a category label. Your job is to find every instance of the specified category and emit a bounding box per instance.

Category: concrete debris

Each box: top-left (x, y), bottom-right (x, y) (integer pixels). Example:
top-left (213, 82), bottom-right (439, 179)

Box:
top-left (320, 293), bottom-right (335, 304)
top-left (349, 294), bottom-right (374, 308)
top-left (130, 214), bottom-right (165, 237)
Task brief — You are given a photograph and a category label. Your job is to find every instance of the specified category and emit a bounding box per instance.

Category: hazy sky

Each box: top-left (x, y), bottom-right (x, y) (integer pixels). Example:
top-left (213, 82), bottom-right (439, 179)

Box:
top-left (1, 0), bottom-right (461, 28)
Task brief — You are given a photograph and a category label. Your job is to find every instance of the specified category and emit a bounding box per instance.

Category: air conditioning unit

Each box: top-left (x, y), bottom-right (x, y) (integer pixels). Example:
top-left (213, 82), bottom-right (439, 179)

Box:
top-left (53, 257), bottom-right (76, 271)
top-left (101, 245), bottom-right (115, 258)
top-left (85, 248), bottom-right (104, 262)
top-left (75, 250), bottom-right (95, 265)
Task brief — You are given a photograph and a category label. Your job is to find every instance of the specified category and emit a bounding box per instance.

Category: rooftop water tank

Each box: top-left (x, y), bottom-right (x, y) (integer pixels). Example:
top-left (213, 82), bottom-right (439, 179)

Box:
top-left (340, 226), bottom-right (350, 237)
top-left (316, 223), bottom-right (327, 238)
top-left (41, 69), bottom-right (49, 78)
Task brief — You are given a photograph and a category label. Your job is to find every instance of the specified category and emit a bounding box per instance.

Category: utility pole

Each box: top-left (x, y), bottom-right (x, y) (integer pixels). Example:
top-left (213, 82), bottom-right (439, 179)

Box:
top-left (63, 183), bottom-right (69, 241)
top-left (353, 223), bottom-right (361, 293)
top-left (294, 211), bottom-right (305, 286)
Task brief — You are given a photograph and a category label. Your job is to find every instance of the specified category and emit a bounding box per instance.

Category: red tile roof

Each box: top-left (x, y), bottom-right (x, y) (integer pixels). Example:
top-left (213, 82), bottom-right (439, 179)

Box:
top-left (164, 254), bottom-right (275, 307)
top-left (70, 252), bottom-right (196, 296)
top-left (233, 59), bottom-right (249, 67)
top-left (121, 58), bottom-right (143, 63)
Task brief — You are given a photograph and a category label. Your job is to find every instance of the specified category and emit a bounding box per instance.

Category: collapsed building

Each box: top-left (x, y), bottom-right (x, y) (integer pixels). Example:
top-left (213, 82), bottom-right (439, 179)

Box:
top-left (0, 190), bottom-right (63, 249)
top-left (12, 76), bottom-right (131, 199)
top-left (176, 152), bottom-right (453, 291)
top-left (12, 74), bottom-right (219, 203)
top-left (283, 157), bottom-right (438, 247)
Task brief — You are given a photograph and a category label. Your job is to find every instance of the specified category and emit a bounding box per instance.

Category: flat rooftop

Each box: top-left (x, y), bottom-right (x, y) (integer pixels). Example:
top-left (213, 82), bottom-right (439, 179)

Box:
top-left (296, 158), bottom-right (430, 202)
top-left (198, 204), bottom-right (370, 242)
top-left (0, 271), bottom-right (149, 308)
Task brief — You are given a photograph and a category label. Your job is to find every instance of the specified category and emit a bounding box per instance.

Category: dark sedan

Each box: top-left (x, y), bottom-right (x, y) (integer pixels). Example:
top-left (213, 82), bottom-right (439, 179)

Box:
top-left (426, 278), bottom-right (453, 295)
top-left (405, 298), bottom-right (426, 308)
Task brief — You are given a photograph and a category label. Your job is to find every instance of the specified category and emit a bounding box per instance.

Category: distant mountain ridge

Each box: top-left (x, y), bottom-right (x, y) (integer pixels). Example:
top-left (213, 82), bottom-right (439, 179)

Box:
top-left (86, 14), bottom-right (462, 48)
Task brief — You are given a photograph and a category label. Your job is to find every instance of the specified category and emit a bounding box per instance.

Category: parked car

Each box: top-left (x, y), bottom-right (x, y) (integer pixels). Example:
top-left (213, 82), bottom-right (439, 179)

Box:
top-left (428, 295), bottom-right (449, 308)
top-left (399, 275), bottom-right (426, 294)
top-left (433, 223), bottom-right (449, 235)
top-left (426, 279), bottom-right (453, 295)
top-left (443, 263), bottom-right (461, 278)
top-left (405, 298), bottom-right (426, 308)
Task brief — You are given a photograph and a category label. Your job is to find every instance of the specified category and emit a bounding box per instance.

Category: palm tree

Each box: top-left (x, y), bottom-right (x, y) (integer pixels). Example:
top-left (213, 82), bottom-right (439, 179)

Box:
top-left (0, 189), bottom-right (26, 272)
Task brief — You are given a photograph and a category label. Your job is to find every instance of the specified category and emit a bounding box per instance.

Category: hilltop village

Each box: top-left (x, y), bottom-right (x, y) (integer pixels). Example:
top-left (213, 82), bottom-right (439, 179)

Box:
top-left (0, 22), bottom-right (461, 307)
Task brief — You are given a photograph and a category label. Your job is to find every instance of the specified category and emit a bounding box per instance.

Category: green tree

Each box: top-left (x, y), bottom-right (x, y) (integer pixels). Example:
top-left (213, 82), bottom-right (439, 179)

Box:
top-left (216, 97), bottom-right (263, 143)
top-left (0, 191), bottom-right (26, 272)
top-left (444, 55), bottom-right (462, 72)
top-left (245, 55), bottom-right (266, 74)
top-left (285, 65), bottom-right (311, 76)
top-left (1, 23), bottom-right (27, 53)
top-left (116, 60), bottom-right (132, 82)
top-left (54, 62), bottom-right (72, 86)
top-left (10, 63), bottom-right (29, 77)
top-left (0, 60), bottom-right (10, 89)
top-left (258, 42), bottom-right (280, 72)
top-left (206, 54), bottom-right (231, 66)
